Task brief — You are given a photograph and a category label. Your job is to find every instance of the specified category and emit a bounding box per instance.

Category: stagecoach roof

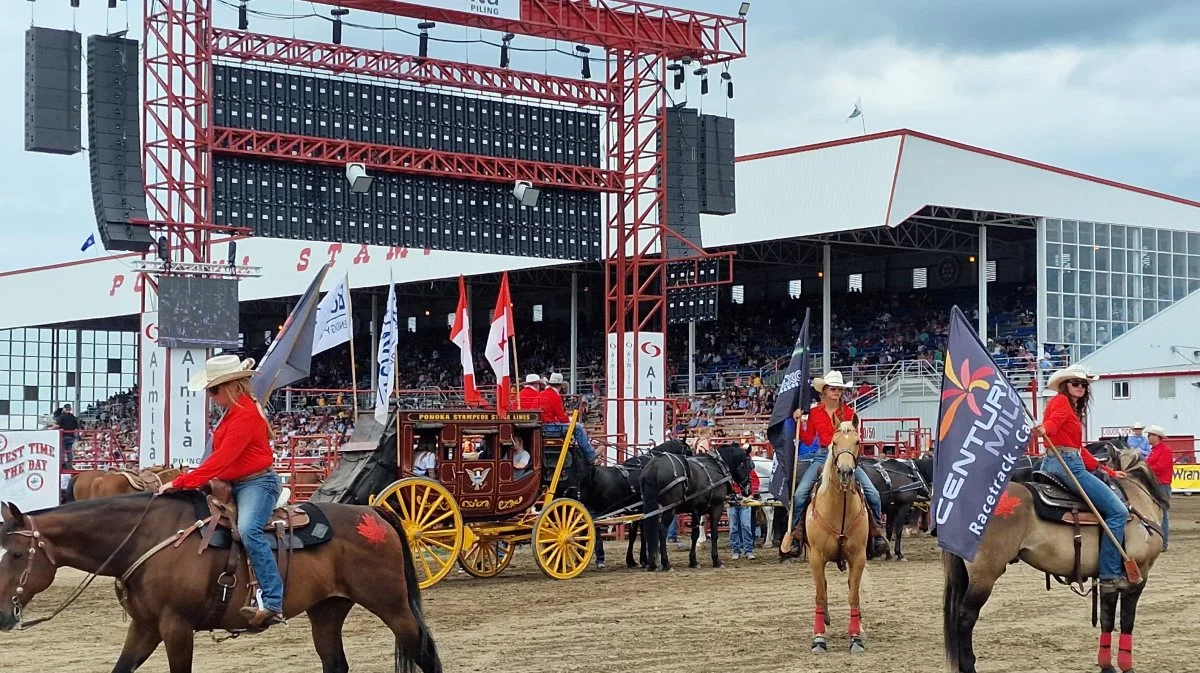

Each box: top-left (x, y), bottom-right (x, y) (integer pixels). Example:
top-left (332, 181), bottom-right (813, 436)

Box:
top-left (699, 129), bottom-right (1200, 249)
top-left (4, 128), bottom-right (1200, 332)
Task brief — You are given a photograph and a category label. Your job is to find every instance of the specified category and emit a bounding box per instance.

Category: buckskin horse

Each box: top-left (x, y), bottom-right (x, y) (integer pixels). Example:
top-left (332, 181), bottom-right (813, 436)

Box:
top-left (0, 489), bottom-right (442, 673)
top-left (943, 446), bottom-right (1167, 673)
top-left (66, 465), bottom-right (183, 502)
top-left (803, 421), bottom-right (869, 654)
top-left (639, 441), bottom-right (753, 571)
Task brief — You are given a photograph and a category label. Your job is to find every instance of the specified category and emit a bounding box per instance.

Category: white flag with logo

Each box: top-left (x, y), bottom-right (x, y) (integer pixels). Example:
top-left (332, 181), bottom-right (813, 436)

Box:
top-left (312, 274), bottom-right (353, 355)
top-left (373, 271), bottom-right (398, 425)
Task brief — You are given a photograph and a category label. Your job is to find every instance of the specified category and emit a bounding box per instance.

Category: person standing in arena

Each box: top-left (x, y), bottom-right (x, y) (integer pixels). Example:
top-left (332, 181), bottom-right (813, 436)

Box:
top-left (1144, 425), bottom-right (1174, 551)
top-left (540, 372), bottom-right (597, 463)
top-left (157, 355), bottom-right (286, 628)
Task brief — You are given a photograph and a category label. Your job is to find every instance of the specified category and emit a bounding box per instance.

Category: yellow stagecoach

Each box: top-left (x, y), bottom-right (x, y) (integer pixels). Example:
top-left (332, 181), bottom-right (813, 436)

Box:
top-left (312, 408), bottom-right (594, 589)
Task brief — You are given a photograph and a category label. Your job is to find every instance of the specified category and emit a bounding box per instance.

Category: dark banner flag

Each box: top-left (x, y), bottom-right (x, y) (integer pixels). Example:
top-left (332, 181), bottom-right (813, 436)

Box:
top-left (252, 263), bottom-right (331, 402)
top-left (768, 308), bottom-right (813, 503)
top-left (932, 305), bottom-right (1034, 561)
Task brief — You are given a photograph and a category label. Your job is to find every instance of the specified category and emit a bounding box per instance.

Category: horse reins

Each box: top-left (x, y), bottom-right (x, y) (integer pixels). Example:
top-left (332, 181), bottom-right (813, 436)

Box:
top-left (6, 494), bottom-right (159, 629)
top-left (809, 445), bottom-right (866, 572)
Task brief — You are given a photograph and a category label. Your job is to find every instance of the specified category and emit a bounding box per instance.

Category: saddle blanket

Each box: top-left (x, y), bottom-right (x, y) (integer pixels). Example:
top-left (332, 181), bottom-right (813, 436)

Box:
top-left (186, 495), bottom-right (335, 551)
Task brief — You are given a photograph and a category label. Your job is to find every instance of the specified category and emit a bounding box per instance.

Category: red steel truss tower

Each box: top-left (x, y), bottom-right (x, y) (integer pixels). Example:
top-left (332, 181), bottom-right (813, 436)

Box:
top-left (142, 0), bottom-right (747, 451)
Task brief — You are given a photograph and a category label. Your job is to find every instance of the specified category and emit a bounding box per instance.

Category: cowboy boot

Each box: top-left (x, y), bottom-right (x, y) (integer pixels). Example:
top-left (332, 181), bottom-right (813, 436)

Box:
top-left (867, 510), bottom-right (889, 558)
top-left (780, 515), bottom-right (807, 560)
top-left (240, 606), bottom-right (285, 628)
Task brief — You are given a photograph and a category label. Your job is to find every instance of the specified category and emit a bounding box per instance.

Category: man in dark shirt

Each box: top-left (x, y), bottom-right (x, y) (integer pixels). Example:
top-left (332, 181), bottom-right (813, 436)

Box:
top-left (54, 404), bottom-right (79, 469)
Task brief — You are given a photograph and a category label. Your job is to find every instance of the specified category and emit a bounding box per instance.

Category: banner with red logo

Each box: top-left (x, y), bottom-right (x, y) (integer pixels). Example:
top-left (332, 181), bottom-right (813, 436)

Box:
top-left (932, 305), bottom-right (1034, 561)
top-left (0, 431), bottom-right (61, 512)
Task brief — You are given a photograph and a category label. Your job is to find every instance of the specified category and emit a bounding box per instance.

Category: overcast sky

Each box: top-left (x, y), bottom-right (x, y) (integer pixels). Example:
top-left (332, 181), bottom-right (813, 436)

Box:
top-left (1, 0), bottom-right (1197, 272)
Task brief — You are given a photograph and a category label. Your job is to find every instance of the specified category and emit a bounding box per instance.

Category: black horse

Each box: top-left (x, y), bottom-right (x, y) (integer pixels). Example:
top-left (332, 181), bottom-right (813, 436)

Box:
top-left (861, 457), bottom-right (932, 560)
top-left (570, 440), bottom-right (692, 569)
top-left (640, 445), bottom-right (754, 571)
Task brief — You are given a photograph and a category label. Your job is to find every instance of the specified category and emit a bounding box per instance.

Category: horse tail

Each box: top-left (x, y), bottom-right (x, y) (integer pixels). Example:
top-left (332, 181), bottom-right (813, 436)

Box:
top-left (373, 505), bottom-right (443, 673)
top-left (62, 473), bottom-right (78, 503)
top-left (942, 551), bottom-right (969, 671)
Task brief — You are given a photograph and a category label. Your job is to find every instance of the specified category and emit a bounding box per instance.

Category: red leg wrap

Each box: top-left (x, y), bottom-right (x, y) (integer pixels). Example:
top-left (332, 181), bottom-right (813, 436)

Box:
top-left (1117, 633), bottom-right (1133, 671)
top-left (849, 608), bottom-right (862, 637)
top-left (1097, 632), bottom-right (1112, 669)
top-left (813, 607), bottom-right (825, 635)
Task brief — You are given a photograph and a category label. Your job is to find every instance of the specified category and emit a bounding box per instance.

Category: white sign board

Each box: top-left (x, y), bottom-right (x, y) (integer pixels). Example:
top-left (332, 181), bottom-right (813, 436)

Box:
top-left (0, 431), bottom-right (61, 512)
top-left (139, 313), bottom-right (167, 468)
top-left (168, 349), bottom-right (209, 468)
top-left (411, 0), bottom-right (521, 20)
top-left (140, 313), bottom-right (208, 468)
top-left (605, 332), bottom-right (666, 458)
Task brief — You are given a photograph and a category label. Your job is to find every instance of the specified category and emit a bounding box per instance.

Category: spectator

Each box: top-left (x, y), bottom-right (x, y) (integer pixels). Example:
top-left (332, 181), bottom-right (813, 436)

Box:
top-left (1144, 425), bottom-right (1174, 551)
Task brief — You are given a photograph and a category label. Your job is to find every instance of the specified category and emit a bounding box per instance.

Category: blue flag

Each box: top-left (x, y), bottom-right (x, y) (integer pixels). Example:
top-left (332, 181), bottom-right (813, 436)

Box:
top-left (80, 234), bottom-right (95, 252)
top-left (932, 305), bottom-right (1034, 561)
top-left (767, 308), bottom-right (813, 503)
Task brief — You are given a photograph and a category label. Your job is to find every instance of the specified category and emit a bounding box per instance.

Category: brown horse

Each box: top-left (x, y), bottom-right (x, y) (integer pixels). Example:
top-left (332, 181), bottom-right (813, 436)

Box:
top-left (0, 492), bottom-right (441, 673)
top-left (68, 465), bottom-right (183, 502)
top-left (943, 447), bottom-right (1167, 673)
top-left (804, 421), bottom-right (869, 654)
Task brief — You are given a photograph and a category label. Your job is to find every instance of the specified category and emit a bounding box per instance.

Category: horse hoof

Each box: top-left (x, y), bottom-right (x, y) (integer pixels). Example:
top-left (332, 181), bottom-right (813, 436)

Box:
top-left (645, 566), bottom-right (657, 573)
top-left (688, 562), bottom-right (700, 569)
top-left (850, 636), bottom-right (866, 653)
top-left (713, 561), bottom-right (724, 569)
top-left (1099, 667), bottom-right (1117, 673)
top-left (896, 555), bottom-right (908, 562)
top-left (811, 637), bottom-right (827, 654)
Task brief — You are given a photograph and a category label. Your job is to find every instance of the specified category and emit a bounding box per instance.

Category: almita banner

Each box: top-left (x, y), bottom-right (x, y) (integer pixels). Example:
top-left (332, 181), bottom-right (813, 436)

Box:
top-left (932, 306), bottom-right (1034, 562)
top-left (412, 0), bottom-right (521, 20)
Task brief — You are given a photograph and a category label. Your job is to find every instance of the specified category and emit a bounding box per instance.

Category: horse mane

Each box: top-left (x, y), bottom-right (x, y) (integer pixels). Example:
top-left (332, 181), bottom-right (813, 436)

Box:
top-left (1116, 451), bottom-right (1170, 511)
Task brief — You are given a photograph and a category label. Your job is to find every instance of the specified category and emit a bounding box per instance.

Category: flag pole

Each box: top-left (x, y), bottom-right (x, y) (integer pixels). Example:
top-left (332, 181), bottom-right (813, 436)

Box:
top-left (346, 274), bottom-right (359, 420)
top-left (779, 421), bottom-right (804, 553)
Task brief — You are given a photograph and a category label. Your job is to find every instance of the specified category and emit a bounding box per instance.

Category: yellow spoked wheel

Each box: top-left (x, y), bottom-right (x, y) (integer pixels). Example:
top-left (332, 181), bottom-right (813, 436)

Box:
top-left (370, 478), bottom-right (463, 589)
top-left (458, 537), bottom-right (516, 578)
top-left (532, 498), bottom-right (595, 580)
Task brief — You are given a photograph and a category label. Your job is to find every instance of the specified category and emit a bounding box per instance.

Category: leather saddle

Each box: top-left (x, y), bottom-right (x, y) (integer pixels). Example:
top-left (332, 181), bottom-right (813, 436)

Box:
top-left (119, 469), bottom-right (168, 492)
top-left (204, 479), bottom-right (311, 535)
top-left (1024, 471), bottom-right (1131, 526)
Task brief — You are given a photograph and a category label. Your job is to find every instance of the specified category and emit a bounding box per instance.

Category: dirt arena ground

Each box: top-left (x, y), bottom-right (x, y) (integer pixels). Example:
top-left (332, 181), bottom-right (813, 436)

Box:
top-left (5, 497), bottom-right (1199, 673)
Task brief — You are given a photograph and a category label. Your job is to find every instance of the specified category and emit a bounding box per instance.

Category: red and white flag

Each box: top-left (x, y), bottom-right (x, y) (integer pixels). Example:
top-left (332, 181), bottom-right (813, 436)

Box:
top-left (484, 272), bottom-right (515, 416)
top-left (449, 276), bottom-right (483, 406)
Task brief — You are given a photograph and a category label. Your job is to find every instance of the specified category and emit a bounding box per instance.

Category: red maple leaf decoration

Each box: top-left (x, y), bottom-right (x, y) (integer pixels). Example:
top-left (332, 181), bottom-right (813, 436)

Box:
top-left (356, 512), bottom-right (389, 546)
top-left (994, 491), bottom-right (1021, 519)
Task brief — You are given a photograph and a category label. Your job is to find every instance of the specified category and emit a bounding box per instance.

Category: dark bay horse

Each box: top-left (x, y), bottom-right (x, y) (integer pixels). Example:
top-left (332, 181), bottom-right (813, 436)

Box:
top-left (0, 493), bottom-right (441, 673)
top-left (640, 444), bottom-right (754, 571)
top-left (861, 457), bottom-right (932, 560)
top-left (943, 447), bottom-right (1167, 673)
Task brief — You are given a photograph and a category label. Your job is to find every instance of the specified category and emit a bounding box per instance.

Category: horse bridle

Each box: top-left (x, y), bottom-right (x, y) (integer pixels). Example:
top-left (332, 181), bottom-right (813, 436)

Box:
top-left (6, 516), bottom-right (53, 624)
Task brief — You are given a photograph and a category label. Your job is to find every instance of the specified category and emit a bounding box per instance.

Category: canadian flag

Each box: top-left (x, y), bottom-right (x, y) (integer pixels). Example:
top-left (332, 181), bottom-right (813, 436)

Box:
top-left (484, 272), bottom-right (515, 416)
top-left (449, 276), bottom-right (483, 406)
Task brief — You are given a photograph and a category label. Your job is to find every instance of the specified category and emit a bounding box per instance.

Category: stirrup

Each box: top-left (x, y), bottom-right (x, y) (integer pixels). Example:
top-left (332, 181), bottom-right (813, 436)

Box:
top-left (239, 606), bottom-right (285, 628)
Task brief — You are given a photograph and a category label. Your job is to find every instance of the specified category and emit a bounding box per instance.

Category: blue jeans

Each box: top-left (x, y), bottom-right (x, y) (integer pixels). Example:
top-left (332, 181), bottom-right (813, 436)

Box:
top-left (727, 506), bottom-right (753, 554)
top-left (667, 516), bottom-right (678, 542)
top-left (545, 423), bottom-right (596, 463)
top-left (1160, 484), bottom-right (1171, 549)
top-left (790, 453), bottom-right (882, 528)
top-left (1043, 451), bottom-right (1128, 580)
top-left (234, 471), bottom-right (284, 613)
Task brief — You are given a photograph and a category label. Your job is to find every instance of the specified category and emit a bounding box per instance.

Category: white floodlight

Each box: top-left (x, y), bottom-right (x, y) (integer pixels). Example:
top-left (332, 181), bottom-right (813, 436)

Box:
top-left (345, 162), bottom-right (373, 193)
top-left (512, 180), bottom-right (540, 207)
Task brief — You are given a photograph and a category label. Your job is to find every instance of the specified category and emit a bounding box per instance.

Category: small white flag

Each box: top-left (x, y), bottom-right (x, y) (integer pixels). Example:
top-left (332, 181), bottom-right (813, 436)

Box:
top-left (312, 274), bottom-right (353, 355)
top-left (373, 271), bottom-right (398, 426)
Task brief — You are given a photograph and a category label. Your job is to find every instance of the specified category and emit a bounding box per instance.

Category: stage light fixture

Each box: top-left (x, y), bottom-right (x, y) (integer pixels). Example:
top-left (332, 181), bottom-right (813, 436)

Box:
top-left (512, 180), bottom-right (540, 207)
top-left (667, 63), bottom-right (684, 90)
top-left (500, 33), bottom-right (513, 68)
top-left (739, 3), bottom-right (750, 17)
top-left (695, 66), bottom-right (709, 95)
top-left (238, 1), bottom-right (248, 30)
top-left (575, 45), bottom-right (591, 80)
top-left (722, 71), bottom-right (733, 99)
top-left (330, 8), bottom-right (349, 45)
top-left (346, 163), bottom-right (374, 194)
top-left (418, 22), bottom-right (436, 59)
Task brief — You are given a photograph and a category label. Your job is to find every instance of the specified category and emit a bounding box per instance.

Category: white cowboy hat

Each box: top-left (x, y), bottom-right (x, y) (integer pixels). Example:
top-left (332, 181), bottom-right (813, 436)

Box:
top-left (1145, 424), bottom-right (1166, 438)
top-left (1045, 364), bottom-right (1099, 393)
top-left (1131, 422), bottom-right (1145, 430)
top-left (187, 354), bottom-right (257, 392)
top-left (524, 373), bottom-right (544, 384)
top-left (547, 372), bottom-right (565, 385)
top-left (812, 370), bottom-right (852, 392)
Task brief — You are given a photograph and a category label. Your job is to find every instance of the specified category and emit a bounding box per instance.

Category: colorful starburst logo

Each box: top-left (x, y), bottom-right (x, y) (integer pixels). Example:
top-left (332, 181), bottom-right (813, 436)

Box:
top-left (938, 354), bottom-right (994, 441)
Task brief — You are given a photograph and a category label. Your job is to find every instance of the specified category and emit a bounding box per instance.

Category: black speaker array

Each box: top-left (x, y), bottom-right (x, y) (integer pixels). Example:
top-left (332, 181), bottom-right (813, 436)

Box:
top-left (87, 35), bottom-right (151, 252)
top-left (24, 27), bottom-right (82, 155)
top-left (699, 114), bottom-right (736, 215)
top-left (212, 64), bottom-right (602, 168)
top-left (666, 259), bottom-right (721, 324)
top-left (662, 107), bottom-right (703, 259)
top-left (213, 156), bottom-right (601, 261)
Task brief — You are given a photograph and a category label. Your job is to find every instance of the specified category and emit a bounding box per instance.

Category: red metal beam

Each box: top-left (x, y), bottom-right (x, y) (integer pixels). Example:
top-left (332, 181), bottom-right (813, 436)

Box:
top-left (210, 127), bottom-right (621, 191)
top-left (305, 0), bottom-right (746, 61)
top-left (212, 30), bottom-right (617, 109)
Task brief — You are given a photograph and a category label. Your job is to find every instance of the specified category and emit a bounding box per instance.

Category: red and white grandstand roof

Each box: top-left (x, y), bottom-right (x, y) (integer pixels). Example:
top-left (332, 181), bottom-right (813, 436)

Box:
top-left (6, 128), bottom-right (1200, 331)
top-left (699, 128), bottom-right (1200, 247)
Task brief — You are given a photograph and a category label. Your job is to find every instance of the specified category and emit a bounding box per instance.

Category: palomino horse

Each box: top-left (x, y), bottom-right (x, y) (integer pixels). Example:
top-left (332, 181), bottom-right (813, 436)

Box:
top-left (804, 421), bottom-right (868, 654)
top-left (67, 465), bottom-right (183, 502)
top-left (943, 447), bottom-right (1167, 673)
top-left (0, 492), bottom-right (442, 673)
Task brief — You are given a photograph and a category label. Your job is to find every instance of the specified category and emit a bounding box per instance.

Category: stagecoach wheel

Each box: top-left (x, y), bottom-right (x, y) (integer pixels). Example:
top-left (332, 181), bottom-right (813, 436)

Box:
top-left (458, 537), bottom-right (516, 578)
top-left (532, 498), bottom-right (595, 580)
top-left (370, 478), bottom-right (463, 589)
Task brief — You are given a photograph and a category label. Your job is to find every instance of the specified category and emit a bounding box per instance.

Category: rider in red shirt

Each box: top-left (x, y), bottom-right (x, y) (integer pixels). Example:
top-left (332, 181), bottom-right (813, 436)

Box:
top-left (1144, 425), bottom-right (1174, 550)
top-left (517, 374), bottom-right (544, 411)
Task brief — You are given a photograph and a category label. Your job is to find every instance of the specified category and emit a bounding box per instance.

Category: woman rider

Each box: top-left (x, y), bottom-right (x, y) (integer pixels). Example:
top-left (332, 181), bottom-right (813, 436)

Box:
top-left (158, 355), bottom-right (286, 627)
top-left (786, 370), bottom-right (888, 557)
top-left (1034, 364), bottom-right (1130, 593)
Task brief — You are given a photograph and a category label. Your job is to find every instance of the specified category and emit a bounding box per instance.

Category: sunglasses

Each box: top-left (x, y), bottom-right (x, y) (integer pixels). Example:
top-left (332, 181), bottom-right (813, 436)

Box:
top-left (207, 386), bottom-right (221, 396)
top-left (1066, 379), bottom-right (1089, 388)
